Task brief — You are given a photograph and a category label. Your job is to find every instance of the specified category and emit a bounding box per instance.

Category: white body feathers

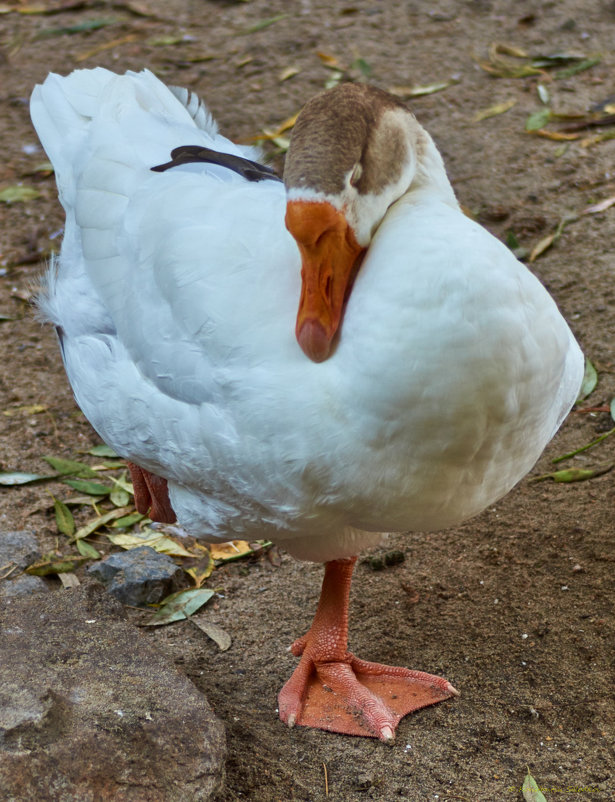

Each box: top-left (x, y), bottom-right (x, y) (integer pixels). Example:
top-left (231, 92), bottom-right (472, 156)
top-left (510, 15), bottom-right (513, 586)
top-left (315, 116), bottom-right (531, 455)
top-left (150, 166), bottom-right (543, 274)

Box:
top-left (31, 69), bottom-right (583, 561)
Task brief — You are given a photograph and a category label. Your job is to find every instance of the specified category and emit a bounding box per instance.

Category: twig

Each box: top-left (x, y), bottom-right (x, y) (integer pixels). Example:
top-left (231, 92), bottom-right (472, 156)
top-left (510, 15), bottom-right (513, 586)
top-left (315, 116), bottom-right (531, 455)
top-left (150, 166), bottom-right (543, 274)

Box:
top-left (552, 427), bottom-right (615, 463)
top-left (323, 762), bottom-right (329, 797)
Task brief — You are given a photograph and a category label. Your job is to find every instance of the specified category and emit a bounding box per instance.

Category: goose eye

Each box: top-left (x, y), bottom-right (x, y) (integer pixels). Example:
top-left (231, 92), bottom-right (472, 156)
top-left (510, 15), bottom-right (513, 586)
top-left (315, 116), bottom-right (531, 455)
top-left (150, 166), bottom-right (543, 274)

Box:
top-left (350, 162), bottom-right (363, 187)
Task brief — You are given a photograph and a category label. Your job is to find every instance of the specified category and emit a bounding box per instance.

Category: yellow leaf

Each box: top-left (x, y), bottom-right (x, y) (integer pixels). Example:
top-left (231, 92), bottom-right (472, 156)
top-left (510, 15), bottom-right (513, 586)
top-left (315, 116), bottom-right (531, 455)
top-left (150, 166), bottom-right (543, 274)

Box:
top-left (107, 529), bottom-right (196, 558)
top-left (209, 540), bottom-right (252, 561)
top-left (3, 404), bottom-right (47, 416)
top-left (528, 129), bottom-right (580, 141)
top-left (472, 98), bottom-right (517, 122)
top-left (529, 233), bottom-right (556, 262)
top-left (75, 34), bottom-right (137, 63)
top-left (279, 66), bottom-right (300, 82)
top-left (317, 51), bottom-right (339, 67)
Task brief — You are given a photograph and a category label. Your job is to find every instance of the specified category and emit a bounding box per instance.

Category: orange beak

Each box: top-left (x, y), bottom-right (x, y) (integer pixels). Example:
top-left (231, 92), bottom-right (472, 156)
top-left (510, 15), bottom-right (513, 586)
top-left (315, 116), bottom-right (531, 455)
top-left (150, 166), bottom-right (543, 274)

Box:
top-left (286, 199), bottom-right (366, 362)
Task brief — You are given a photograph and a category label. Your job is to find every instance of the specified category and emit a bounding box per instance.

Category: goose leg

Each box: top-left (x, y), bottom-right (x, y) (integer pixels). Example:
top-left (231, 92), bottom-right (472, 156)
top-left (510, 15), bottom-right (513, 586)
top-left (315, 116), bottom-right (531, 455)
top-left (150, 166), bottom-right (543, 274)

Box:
top-left (277, 557), bottom-right (457, 741)
top-left (127, 461), bottom-right (176, 523)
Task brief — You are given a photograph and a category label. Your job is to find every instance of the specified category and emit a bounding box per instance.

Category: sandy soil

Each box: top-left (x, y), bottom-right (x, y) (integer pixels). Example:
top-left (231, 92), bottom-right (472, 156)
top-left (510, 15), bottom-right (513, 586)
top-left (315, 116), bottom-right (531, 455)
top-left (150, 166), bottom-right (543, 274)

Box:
top-left (1, 1), bottom-right (614, 800)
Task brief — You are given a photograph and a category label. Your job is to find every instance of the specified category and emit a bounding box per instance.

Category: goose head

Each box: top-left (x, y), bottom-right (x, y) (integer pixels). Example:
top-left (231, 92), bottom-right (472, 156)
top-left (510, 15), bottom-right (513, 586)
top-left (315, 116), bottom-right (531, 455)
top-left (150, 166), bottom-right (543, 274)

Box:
top-left (284, 82), bottom-right (455, 363)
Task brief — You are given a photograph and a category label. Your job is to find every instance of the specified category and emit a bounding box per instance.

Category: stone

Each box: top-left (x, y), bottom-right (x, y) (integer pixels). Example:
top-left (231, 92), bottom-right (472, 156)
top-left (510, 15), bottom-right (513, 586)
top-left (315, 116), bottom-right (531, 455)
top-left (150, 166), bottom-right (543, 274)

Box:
top-left (0, 530), bottom-right (40, 569)
top-left (88, 545), bottom-right (188, 606)
top-left (0, 582), bottom-right (226, 801)
top-left (0, 574), bottom-right (50, 598)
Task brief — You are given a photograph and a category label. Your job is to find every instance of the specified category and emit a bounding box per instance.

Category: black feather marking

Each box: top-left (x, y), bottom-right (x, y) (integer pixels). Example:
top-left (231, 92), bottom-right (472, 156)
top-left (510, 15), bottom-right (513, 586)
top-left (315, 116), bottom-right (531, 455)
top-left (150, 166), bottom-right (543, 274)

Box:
top-left (151, 145), bottom-right (282, 183)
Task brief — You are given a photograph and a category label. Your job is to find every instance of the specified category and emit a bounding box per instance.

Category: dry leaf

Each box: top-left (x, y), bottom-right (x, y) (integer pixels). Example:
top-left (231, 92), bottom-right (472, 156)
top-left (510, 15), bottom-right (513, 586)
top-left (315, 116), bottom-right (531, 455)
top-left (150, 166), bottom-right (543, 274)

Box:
top-left (279, 66), bottom-right (299, 82)
top-left (57, 572), bottom-right (80, 588)
top-left (191, 618), bottom-right (232, 651)
top-left (107, 529), bottom-right (196, 557)
top-left (472, 99), bottom-right (517, 122)
top-left (209, 540), bottom-right (252, 561)
top-left (581, 195), bottom-right (615, 214)
top-left (2, 404), bottom-right (47, 416)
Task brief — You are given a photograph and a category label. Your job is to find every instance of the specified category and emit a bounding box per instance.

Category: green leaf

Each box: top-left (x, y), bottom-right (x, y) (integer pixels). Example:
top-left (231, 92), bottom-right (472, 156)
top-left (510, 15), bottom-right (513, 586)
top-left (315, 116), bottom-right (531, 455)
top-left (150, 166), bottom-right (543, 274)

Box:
top-left (62, 478), bottom-right (112, 496)
top-left (0, 186), bottom-right (41, 204)
top-left (522, 769), bottom-right (547, 802)
top-left (555, 56), bottom-right (601, 79)
top-left (43, 455), bottom-right (98, 477)
top-left (35, 17), bottom-right (116, 38)
top-left (239, 13), bottom-right (287, 34)
top-left (110, 485), bottom-right (130, 507)
top-left (143, 588), bottom-right (215, 626)
top-left (88, 444), bottom-right (118, 457)
top-left (53, 496), bottom-right (75, 537)
top-left (26, 556), bottom-right (90, 576)
top-left (73, 507), bottom-right (131, 540)
top-left (531, 462), bottom-right (614, 483)
top-left (552, 427), bottom-right (615, 463)
top-left (110, 474), bottom-right (134, 494)
top-left (112, 512), bottom-right (146, 528)
top-left (576, 357), bottom-right (598, 402)
top-left (76, 539), bottom-right (101, 559)
top-left (0, 471), bottom-right (53, 485)
top-left (525, 108), bottom-right (551, 131)
top-left (352, 57), bottom-right (372, 77)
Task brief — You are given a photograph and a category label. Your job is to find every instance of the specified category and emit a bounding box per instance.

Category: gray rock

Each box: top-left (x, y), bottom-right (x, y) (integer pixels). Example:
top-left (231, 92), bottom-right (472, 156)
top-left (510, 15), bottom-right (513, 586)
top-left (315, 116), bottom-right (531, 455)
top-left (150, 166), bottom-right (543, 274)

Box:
top-left (0, 574), bottom-right (50, 598)
top-left (0, 582), bottom-right (226, 801)
top-left (88, 545), bottom-right (188, 606)
top-left (0, 530), bottom-right (40, 569)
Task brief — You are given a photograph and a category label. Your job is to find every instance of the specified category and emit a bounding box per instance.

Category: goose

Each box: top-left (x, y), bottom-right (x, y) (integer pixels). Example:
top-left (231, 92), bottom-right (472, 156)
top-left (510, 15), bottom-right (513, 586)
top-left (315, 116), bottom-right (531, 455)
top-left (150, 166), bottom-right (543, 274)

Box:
top-left (30, 68), bottom-right (584, 742)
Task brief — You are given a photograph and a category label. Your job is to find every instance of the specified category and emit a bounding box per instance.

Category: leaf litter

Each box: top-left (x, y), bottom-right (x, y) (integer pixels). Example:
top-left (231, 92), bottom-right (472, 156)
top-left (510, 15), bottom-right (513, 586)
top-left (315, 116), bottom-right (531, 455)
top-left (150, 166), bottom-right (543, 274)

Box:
top-left (5, 446), bottom-right (275, 631)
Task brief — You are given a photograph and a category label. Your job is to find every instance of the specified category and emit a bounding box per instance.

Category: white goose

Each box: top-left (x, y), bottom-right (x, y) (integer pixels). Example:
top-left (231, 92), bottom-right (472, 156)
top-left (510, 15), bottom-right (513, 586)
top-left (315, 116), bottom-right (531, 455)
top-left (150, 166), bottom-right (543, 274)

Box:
top-left (31, 69), bottom-right (583, 742)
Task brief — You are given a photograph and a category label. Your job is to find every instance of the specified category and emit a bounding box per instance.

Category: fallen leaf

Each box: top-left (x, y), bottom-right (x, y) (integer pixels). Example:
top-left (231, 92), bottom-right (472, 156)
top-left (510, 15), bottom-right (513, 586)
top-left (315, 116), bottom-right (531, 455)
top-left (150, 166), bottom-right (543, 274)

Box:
top-left (388, 80), bottom-right (455, 98)
top-left (525, 108), bottom-right (551, 131)
top-left (581, 195), bottom-right (615, 214)
top-left (88, 444), bottom-right (118, 457)
top-left (186, 552), bottom-right (214, 587)
top-left (530, 463), bottom-right (614, 483)
top-left (317, 52), bottom-right (339, 67)
top-left (191, 618), bottom-right (232, 651)
top-left (0, 471), bottom-right (53, 485)
top-left (143, 588), bottom-right (215, 626)
top-left (555, 56), bottom-right (601, 79)
top-left (57, 572), bottom-right (81, 588)
top-left (35, 17), bottom-right (116, 38)
top-left (529, 232), bottom-right (556, 261)
top-left (472, 99), bottom-right (517, 122)
top-left (75, 33), bottom-right (138, 62)
top-left (278, 66), bottom-right (299, 82)
top-left (209, 540), bottom-right (253, 562)
top-left (576, 357), bottom-right (598, 402)
top-left (110, 485), bottom-right (131, 507)
top-left (75, 539), bottom-right (100, 559)
top-left (106, 529), bottom-right (195, 557)
top-left (26, 555), bottom-right (90, 576)
top-left (552, 427), bottom-right (615, 464)
top-left (530, 129), bottom-right (581, 141)
top-left (529, 214), bottom-right (577, 262)
top-left (112, 511), bottom-right (146, 528)
top-left (62, 478), bottom-right (112, 495)
top-left (536, 84), bottom-right (550, 104)
top-left (44, 455), bottom-right (98, 477)
top-left (53, 495), bottom-right (75, 537)
top-left (0, 186), bottom-right (41, 204)
top-left (239, 14), bottom-right (286, 34)
top-left (522, 769), bottom-right (547, 802)
top-left (2, 404), bottom-right (47, 416)
top-left (73, 507), bottom-right (132, 540)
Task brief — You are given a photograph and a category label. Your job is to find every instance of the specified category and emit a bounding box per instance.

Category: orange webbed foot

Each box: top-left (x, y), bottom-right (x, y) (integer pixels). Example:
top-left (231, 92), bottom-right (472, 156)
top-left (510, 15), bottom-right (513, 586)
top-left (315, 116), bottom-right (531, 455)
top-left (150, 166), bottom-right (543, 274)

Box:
top-left (277, 558), bottom-right (457, 741)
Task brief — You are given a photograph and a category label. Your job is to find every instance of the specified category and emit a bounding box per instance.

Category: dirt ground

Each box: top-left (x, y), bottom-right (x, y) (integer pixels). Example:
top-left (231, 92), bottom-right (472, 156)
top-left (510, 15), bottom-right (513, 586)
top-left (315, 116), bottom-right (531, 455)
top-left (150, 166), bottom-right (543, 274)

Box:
top-left (1, 0), bottom-right (615, 800)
